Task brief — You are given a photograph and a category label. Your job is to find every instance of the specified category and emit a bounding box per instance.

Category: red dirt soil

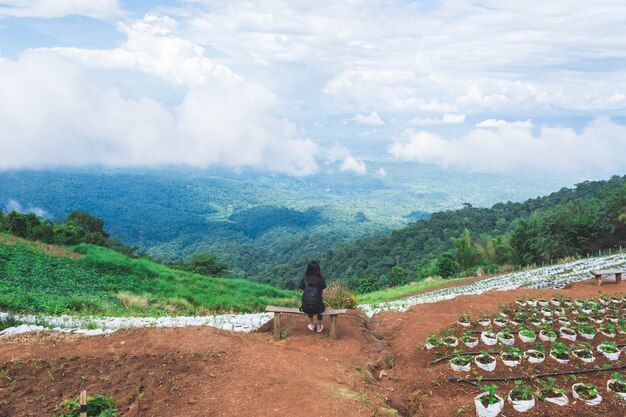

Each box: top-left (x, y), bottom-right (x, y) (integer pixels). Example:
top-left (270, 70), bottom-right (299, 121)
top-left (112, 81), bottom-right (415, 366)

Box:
top-left (374, 279), bottom-right (626, 416)
top-left (1, 278), bottom-right (625, 417)
top-left (0, 311), bottom-right (391, 417)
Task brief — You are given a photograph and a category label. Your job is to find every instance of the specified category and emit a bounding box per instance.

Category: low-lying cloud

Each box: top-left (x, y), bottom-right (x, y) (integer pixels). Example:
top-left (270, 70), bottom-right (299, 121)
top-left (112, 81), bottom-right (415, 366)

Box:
top-left (0, 16), bottom-right (320, 177)
top-left (389, 117), bottom-right (626, 173)
top-left (5, 199), bottom-right (50, 218)
top-left (340, 156), bottom-right (367, 175)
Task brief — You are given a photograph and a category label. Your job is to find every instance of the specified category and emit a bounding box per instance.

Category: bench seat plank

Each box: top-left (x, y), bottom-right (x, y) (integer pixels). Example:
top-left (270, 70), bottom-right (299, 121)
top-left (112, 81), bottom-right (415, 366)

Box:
top-left (591, 269), bottom-right (624, 275)
top-left (265, 306), bottom-right (347, 315)
top-left (590, 269), bottom-right (623, 286)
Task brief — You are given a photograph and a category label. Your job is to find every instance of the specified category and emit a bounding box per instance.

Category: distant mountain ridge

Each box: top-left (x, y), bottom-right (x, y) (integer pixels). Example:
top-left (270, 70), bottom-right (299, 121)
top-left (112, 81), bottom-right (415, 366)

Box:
top-left (0, 166), bottom-right (589, 287)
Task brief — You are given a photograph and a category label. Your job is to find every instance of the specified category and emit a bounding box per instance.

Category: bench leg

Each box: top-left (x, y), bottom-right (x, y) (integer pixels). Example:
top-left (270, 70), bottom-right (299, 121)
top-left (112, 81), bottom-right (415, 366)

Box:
top-left (617, 273), bottom-right (622, 283)
top-left (273, 312), bottom-right (282, 339)
top-left (595, 276), bottom-right (602, 286)
top-left (329, 315), bottom-right (338, 339)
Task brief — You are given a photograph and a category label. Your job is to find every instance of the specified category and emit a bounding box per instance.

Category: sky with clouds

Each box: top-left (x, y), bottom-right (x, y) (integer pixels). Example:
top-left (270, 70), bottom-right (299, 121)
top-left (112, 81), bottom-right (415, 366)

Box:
top-left (0, 0), bottom-right (625, 176)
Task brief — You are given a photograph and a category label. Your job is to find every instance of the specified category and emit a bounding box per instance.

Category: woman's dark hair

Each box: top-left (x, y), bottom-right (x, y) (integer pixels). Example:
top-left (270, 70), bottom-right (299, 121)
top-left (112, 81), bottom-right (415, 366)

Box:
top-left (304, 260), bottom-right (322, 286)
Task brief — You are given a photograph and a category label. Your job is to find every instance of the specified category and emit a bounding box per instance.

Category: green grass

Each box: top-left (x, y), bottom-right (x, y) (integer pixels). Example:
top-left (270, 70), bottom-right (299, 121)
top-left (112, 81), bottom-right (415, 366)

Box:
top-left (0, 240), bottom-right (298, 316)
top-left (357, 276), bottom-right (472, 304)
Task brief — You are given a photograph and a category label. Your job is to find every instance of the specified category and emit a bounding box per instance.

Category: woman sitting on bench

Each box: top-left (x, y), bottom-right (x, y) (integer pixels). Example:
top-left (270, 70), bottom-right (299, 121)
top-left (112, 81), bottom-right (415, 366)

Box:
top-left (299, 260), bottom-right (327, 333)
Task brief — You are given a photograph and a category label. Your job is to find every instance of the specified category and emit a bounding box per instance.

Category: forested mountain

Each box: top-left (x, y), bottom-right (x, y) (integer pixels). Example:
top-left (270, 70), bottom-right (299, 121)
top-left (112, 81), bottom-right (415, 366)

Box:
top-left (313, 175), bottom-right (626, 289)
top-left (0, 165), bottom-right (576, 287)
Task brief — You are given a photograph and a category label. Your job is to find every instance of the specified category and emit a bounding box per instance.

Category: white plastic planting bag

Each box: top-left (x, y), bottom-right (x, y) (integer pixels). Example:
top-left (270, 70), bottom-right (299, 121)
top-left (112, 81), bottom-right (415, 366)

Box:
top-left (450, 362), bottom-right (471, 372)
top-left (474, 393), bottom-right (504, 417)
top-left (559, 327), bottom-right (576, 341)
top-left (518, 333), bottom-right (535, 343)
top-left (597, 346), bottom-right (620, 361)
top-left (524, 350), bottom-right (544, 364)
top-left (497, 333), bottom-right (514, 346)
top-left (500, 353), bottom-right (520, 367)
top-left (549, 352), bottom-right (569, 365)
top-left (572, 383), bottom-right (602, 406)
top-left (508, 392), bottom-right (535, 412)
top-left (462, 339), bottom-right (479, 349)
top-left (572, 350), bottom-right (595, 363)
top-left (544, 394), bottom-right (569, 406)
top-left (481, 332), bottom-right (498, 346)
top-left (474, 355), bottom-right (496, 372)
top-left (607, 379), bottom-right (626, 400)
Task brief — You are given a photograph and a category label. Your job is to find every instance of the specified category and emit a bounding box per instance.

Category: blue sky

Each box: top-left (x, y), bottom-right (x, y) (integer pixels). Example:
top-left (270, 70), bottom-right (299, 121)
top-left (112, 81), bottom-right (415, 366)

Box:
top-left (1, 0), bottom-right (626, 176)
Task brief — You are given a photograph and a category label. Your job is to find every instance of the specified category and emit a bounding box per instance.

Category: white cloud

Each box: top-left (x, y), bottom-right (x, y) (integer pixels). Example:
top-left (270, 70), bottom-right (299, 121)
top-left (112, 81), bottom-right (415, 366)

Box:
top-left (409, 114), bottom-right (466, 126)
top-left (323, 145), bottom-right (367, 175)
top-left (46, 14), bottom-right (241, 87)
top-left (377, 167), bottom-right (387, 177)
top-left (476, 119), bottom-right (533, 129)
top-left (0, 0), bottom-right (121, 19)
top-left (389, 117), bottom-right (626, 173)
top-left (0, 49), bottom-right (318, 176)
top-left (181, 1), bottom-right (626, 116)
top-left (5, 199), bottom-right (49, 218)
top-left (4, 2), bottom-right (626, 176)
top-left (351, 111), bottom-right (384, 126)
top-left (340, 156), bottom-right (367, 175)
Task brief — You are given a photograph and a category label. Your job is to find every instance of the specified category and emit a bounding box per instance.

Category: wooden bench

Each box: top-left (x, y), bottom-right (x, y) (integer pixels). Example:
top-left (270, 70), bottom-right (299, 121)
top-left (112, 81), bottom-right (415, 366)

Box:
top-left (590, 269), bottom-right (624, 286)
top-left (265, 306), bottom-right (347, 340)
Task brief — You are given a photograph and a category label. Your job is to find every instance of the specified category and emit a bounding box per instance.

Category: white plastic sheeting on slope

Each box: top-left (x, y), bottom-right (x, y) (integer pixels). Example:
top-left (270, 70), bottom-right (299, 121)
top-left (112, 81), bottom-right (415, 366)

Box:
top-left (358, 254), bottom-right (626, 317)
top-left (2, 253), bottom-right (625, 336)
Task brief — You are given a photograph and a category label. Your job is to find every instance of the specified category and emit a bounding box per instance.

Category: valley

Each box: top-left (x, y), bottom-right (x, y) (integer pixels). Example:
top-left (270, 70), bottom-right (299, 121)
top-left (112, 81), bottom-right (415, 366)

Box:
top-left (0, 165), bottom-right (584, 287)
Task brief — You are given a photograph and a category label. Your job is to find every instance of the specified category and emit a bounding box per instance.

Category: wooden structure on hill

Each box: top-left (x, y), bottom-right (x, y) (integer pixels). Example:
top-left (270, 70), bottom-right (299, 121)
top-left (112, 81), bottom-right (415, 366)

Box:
top-left (590, 269), bottom-right (623, 286)
top-left (265, 306), bottom-right (347, 339)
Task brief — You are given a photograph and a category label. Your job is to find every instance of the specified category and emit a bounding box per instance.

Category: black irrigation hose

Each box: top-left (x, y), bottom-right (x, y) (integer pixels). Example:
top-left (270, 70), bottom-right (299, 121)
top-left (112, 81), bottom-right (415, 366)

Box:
top-left (430, 343), bottom-right (626, 365)
top-left (448, 364), bottom-right (626, 384)
top-left (457, 379), bottom-right (483, 390)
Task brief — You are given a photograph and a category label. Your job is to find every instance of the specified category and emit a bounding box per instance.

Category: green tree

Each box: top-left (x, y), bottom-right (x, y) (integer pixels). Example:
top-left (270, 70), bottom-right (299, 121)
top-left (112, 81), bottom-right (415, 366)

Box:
top-left (67, 211), bottom-right (108, 237)
top-left (32, 222), bottom-right (55, 243)
top-left (182, 252), bottom-right (228, 276)
top-left (436, 252), bottom-right (458, 278)
top-left (452, 228), bottom-right (478, 271)
top-left (5, 212), bottom-right (40, 238)
top-left (53, 222), bottom-right (87, 246)
top-left (387, 265), bottom-right (409, 287)
top-left (475, 235), bottom-right (512, 265)
top-left (356, 276), bottom-right (380, 293)
top-left (510, 215), bottom-right (543, 265)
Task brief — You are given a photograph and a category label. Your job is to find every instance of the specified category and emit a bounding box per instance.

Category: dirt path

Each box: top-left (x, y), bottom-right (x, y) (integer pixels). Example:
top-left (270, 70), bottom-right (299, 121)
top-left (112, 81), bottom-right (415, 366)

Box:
top-left (2, 279), bottom-right (626, 416)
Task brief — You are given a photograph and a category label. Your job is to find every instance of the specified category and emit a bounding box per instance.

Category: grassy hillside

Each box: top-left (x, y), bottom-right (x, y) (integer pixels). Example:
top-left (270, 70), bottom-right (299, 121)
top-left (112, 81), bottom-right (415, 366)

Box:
top-left (357, 276), bottom-right (473, 304)
top-left (0, 240), bottom-right (298, 316)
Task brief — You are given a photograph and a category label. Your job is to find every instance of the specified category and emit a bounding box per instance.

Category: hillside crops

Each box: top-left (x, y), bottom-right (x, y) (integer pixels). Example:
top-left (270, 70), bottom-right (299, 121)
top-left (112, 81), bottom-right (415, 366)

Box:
top-left (0, 242), bottom-right (298, 316)
top-left (425, 293), bottom-right (626, 414)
